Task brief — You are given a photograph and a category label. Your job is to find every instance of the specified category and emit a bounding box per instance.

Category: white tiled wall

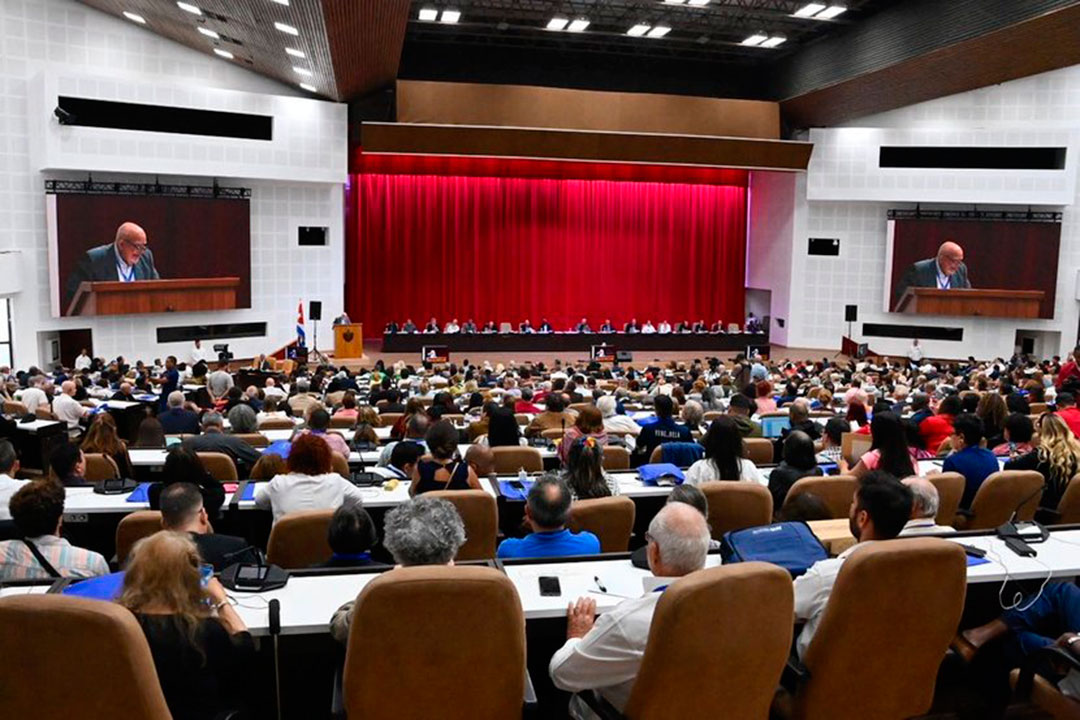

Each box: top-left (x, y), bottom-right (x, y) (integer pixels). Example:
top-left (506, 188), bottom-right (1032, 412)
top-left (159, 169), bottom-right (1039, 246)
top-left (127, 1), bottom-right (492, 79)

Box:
top-left (783, 64), bottom-right (1080, 359)
top-left (0, 0), bottom-right (347, 367)
top-left (746, 171), bottom-right (798, 347)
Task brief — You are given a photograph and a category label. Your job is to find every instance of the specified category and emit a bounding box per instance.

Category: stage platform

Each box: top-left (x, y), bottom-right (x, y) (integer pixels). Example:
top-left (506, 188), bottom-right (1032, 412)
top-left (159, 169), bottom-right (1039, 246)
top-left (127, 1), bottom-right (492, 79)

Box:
top-left (381, 331), bottom-right (768, 355)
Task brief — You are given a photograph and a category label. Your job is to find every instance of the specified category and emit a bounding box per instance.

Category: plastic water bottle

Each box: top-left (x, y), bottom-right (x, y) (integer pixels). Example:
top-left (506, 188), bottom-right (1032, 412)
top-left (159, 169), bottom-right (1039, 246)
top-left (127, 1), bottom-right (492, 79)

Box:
top-left (518, 467), bottom-right (528, 484)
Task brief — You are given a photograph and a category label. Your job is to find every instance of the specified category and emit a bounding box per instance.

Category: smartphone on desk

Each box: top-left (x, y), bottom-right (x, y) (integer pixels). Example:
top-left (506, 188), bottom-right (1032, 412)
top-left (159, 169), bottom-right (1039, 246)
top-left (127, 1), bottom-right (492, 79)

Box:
top-left (538, 576), bottom-right (561, 597)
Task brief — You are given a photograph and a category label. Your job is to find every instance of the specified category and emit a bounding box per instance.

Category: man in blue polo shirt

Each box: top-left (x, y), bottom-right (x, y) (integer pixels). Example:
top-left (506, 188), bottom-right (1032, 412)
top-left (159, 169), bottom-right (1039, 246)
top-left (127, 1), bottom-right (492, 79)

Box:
top-left (943, 412), bottom-right (1000, 509)
top-left (497, 474), bottom-right (600, 559)
top-left (633, 394), bottom-right (693, 465)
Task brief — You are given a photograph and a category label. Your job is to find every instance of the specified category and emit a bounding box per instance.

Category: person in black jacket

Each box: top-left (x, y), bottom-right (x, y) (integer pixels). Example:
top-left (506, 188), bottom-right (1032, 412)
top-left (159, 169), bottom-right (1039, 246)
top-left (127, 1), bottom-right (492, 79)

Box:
top-left (159, 483), bottom-right (251, 570)
top-left (316, 501), bottom-right (386, 569)
top-left (119, 531), bottom-right (254, 720)
top-left (768, 431), bottom-right (824, 514)
top-left (148, 446), bottom-right (226, 517)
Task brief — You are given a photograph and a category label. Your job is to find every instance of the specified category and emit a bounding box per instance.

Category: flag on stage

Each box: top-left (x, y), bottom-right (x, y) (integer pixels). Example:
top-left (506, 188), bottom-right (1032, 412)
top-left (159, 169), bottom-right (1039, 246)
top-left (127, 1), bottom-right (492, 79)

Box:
top-left (296, 301), bottom-right (307, 347)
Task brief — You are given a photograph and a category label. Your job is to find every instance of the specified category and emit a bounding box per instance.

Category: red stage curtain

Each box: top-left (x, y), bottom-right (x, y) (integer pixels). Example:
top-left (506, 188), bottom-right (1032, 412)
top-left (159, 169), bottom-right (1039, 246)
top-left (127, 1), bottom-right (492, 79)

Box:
top-left (346, 173), bottom-right (748, 333)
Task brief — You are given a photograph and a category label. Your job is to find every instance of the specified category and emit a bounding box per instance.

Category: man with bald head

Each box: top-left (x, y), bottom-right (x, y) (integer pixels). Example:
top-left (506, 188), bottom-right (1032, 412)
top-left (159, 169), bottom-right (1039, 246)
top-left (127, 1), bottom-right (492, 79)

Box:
top-left (52, 380), bottom-right (88, 438)
top-left (65, 221), bottom-right (161, 308)
top-left (894, 240), bottom-right (970, 308)
top-left (549, 501), bottom-right (711, 716)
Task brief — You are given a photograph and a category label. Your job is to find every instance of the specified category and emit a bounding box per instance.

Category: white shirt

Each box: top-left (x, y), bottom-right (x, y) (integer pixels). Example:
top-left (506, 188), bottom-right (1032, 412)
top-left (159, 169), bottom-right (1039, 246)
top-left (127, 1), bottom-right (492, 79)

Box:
top-left (603, 415), bottom-right (641, 437)
top-left (114, 244), bottom-right (135, 282)
top-left (191, 345), bottom-right (209, 365)
top-left (898, 518), bottom-right (956, 536)
top-left (935, 260), bottom-right (951, 290)
top-left (0, 474), bottom-right (28, 521)
top-left (794, 542), bottom-right (875, 659)
top-left (254, 472), bottom-right (367, 524)
top-left (908, 344), bottom-right (924, 362)
top-left (550, 577), bottom-right (676, 718)
top-left (263, 385), bottom-right (287, 400)
top-left (52, 393), bottom-right (87, 434)
top-left (657, 322), bottom-right (672, 334)
top-left (17, 387), bottom-right (48, 414)
top-left (641, 323), bottom-right (656, 334)
top-left (74, 354), bottom-right (92, 371)
top-left (444, 323), bottom-right (460, 334)
top-left (684, 458), bottom-right (765, 487)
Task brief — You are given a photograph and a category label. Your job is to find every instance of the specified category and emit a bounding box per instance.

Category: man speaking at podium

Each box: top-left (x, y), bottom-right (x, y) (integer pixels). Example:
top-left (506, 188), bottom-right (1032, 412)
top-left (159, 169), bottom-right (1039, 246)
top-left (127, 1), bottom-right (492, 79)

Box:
top-left (65, 222), bottom-right (161, 306)
top-left (894, 240), bottom-right (970, 308)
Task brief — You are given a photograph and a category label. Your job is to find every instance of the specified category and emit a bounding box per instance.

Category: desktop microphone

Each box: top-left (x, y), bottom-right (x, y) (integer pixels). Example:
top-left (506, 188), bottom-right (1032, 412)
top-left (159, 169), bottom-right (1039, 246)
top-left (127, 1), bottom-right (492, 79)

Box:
top-left (269, 599), bottom-right (283, 720)
top-left (996, 483), bottom-right (1049, 556)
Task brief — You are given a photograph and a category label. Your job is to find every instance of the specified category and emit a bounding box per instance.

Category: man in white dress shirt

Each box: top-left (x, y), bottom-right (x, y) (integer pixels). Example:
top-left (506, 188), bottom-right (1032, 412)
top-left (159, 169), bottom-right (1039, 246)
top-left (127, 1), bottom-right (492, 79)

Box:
top-left (656, 320), bottom-right (672, 334)
top-left (0, 440), bottom-right (27, 522)
top-left (898, 477), bottom-right (956, 536)
top-left (549, 503), bottom-right (710, 718)
top-left (443, 318), bottom-right (460, 334)
top-left (793, 472), bottom-right (913, 660)
top-left (907, 338), bottom-right (924, 364)
top-left (640, 321), bottom-right (656, 335)
top-left (52, 380), bottom-right (88, 438)
top-left (17, 377), bottom-right (49, 415)
top-left (190, 339), bottom-right (210, 366)
top-left (73, 349), bottom-right (92, 372)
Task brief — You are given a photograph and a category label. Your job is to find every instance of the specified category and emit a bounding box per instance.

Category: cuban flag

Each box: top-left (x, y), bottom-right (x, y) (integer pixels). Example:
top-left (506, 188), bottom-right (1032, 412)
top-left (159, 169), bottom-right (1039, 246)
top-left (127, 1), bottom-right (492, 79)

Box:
top-left (296, 301), bottom-right (307, 347)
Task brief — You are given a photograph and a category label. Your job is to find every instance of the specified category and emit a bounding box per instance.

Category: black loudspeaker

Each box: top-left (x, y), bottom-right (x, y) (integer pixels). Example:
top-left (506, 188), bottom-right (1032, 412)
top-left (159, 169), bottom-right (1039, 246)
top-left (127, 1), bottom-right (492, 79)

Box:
top-left (616, 350), bottom-right (633, 362)
top-left (309, 301), bottom-right (322, 321)
top-left (844, 305), bottom-right (858, 322)
top-left (298, 226), bottom-right (327, 246)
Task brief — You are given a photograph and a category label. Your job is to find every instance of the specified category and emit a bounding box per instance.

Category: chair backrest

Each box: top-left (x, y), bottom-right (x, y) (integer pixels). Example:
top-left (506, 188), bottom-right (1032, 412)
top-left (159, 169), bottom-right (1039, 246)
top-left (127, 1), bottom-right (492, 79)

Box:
top-left (1055, 474), bottom-right (1080, 525)
top-left (743, 438), bottom-right (774, 466)
top-left (3, 400), bottom-right (27, 416)
top-left (541, 427), bottom-right (565, 440)
top-left (703, 411), bottom-right (724, 422)
top-left (624, 563), bottom-right (793, 720)
top-left (231, 433), bottom-right (269, 448)
top-left (513, 413), bottom-right (530, 425)
top-left (491, 446), bottom-right (543, 474)
top-left (568, 402), bottom-right (593, 414)
top-left (115, 510), bottom-right (163, 565)
top-left (699, 482), bottom-right (773, 539)
top-left (377, 412), bottom-right (403, 429)
top-left (330, 452), bottom-right (350, 479)
top-left (0, 595), bottom-right (173, 720)
top-left (266, 508), bottom-right (334, 568)
top-left (36, 407), bottom-right (58, 421)
top-left (258, 417), bottom-right (296, 430)
top-left (1028, 402), bottom-right (1048, 415)
top-left (601, 445), bottom-right (631, 471)
top-left (567, 496), bottom-right (636, 552)
top-left (840, 431), bottom-right (873, 466)
top-left (84, 453), bottom-right (120, 482)
top-left (329, 415), bottom-right (355, 429)
top-left (343, 566), bottom-right (525, 720)
top-left (783, 475), bottom-right (858, 519)
top-left (963, 470), bottom-right (1044, 530)
top-left (1009, 668), bottom-right (1080, 720)
top-left (796, 538), bottom-right (967, 720)
top-left (197, 452), bottom-right (238, 482)
top-left (928, 472), bottom-right (965, 526)
top-left (426, 490), bottom-right (498, 560)
top-left (325, 391), bottom-right (346, 408)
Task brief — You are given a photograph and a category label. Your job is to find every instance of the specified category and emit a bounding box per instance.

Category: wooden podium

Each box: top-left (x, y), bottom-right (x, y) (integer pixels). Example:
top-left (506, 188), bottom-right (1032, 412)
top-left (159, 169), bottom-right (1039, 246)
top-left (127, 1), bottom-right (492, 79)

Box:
top-left (66, 278), bottom-right (240, 316)
top-left (896, 288), bottom-right (1045, 318)
top-left (334, 323), bottom-right (364, 359)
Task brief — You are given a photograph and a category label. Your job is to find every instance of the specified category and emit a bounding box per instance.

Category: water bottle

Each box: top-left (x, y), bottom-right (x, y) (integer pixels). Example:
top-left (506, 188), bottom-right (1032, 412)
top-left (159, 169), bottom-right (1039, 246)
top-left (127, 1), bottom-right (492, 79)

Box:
top-left (518, 467), bottom-right (528, 484)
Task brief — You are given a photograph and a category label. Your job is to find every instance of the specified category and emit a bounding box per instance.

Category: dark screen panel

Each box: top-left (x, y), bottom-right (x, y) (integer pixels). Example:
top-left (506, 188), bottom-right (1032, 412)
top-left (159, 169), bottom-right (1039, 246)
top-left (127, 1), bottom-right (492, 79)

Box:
top-left (57, 96), bottom-right (272, 140)
top-left (863, 324), bottom-right (964, 341)
top-left (157, 323), bottom-right (267, 343)
top-left (879, 146), bottom-right (1066, 170)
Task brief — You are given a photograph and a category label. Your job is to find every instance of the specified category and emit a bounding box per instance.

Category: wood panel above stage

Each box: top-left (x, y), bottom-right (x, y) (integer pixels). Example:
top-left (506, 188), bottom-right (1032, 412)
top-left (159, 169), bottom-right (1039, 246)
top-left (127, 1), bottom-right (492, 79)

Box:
top-left (359, 122), bottom-right (813, 174)
top-left (382, 332), bottom-right (769, 355)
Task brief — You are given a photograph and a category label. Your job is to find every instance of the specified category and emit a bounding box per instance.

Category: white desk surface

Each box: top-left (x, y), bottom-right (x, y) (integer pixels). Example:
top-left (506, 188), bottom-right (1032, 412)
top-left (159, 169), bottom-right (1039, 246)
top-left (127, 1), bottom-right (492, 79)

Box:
top-left (63, 486), bottom-right (148, 515)
top-left (947, 529), bottom-right (1080, 584)
top-left (0, 585), bottom-right (50, 598)
top-left (230, 572), bottom-right (380, 637)
top-left (358, 444), bottom-right (556, 465)
top-left (13, 419), bottom-right (63, 432)
top-left (231, 477), bottom-right (499, 511)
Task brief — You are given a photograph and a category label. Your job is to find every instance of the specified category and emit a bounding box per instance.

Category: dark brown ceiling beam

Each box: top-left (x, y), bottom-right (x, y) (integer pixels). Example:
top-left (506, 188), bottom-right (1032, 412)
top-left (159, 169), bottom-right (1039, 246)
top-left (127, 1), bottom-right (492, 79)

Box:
top-left (361, 122), bottom-right (813, 171)
top-left (781, 3), bottom-right (1080, 128)
top-left (321, 0), bottom-right (411, 101)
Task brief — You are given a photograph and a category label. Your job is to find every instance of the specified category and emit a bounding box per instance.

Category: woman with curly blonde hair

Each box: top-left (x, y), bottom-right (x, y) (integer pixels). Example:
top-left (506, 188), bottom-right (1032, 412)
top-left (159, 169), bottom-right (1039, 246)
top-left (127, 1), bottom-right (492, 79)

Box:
top-left (1005, 413), bottom-right (1080, 510)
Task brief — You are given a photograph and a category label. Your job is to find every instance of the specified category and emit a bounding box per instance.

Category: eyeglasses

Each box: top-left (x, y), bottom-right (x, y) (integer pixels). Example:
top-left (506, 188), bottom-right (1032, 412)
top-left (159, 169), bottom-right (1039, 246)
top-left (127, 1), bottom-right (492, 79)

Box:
top-left (121, 238), bottom-right (148, 254)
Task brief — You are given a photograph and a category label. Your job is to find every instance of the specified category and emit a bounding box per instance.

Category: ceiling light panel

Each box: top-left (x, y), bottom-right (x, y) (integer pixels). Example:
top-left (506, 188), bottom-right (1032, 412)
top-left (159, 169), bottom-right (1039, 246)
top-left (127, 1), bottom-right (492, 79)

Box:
top-left (546, 17), bottom-right (569, 30)
top-left (176, 2), bottom-right (201, 15)
top-left (122, 11), bottom-right (145, 24)
top-left (627, 24), bottom-right (650, 36)
top-left (418, 7), bottom-right (438, 21)
top-left (817, 5), bottom-right (847, 19)
top-left (793, 3), bottom-right (827, 17)
top-left (274, 21), bottom-right (299, 35)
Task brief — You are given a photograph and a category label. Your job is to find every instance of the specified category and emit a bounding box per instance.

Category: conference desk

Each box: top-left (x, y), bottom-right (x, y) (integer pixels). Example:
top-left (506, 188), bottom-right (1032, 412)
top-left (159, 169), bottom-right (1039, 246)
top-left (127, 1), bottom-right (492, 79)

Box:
top-left (383, 331), bottom-right (768, 355)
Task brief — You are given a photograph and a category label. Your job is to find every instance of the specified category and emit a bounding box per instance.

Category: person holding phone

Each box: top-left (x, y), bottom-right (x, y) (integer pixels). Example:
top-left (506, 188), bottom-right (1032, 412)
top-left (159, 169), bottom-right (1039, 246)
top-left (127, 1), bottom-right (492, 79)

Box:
top-left (118, 531), bottom-right (253, 720)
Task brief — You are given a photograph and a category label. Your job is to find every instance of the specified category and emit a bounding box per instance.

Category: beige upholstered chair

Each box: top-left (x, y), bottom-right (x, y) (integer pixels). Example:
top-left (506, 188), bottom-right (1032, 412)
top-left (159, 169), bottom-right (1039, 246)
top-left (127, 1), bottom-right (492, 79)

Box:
top-left (266, 509), bottom-right (334, 568)
top-left (567, 496), bottom-right (636, 552)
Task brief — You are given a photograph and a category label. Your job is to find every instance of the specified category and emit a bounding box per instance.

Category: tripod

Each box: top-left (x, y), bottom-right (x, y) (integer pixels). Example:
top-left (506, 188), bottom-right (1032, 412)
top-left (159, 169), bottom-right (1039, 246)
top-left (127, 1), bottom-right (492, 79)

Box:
top-left (309, 318), bottom-right (328, 365)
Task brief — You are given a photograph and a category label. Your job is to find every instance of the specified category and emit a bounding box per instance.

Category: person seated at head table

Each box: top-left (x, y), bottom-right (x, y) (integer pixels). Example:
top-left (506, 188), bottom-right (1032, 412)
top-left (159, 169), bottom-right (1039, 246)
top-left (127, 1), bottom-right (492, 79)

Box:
top-left (656, 320), bottom-right (672, 334)
top-left (384, 320), bottom-right (399, 334)
top-left (548, 503), bottom-right (711, 717)
top-left (443, 318), bottom-right (460, 334)
top-left (686, 415), bottom-right (765, 486)
top-left (160, 482), bottom-right (251, 570)
top-left (599, 319), bottom-right (614, 333)
top-left (461, 318), bottom-right (478, 334)
top-left (254, 434), bottom-right (367, 524)
top-left (574, 318), bottom-right (593, 334)
top-left (497, 474), bottom-right (600, 559)
top-left (410, 419), bottom-right (481, 496)
top-left (691, 319), bottom-right (707, 333)
top-left (674, 320), bottom-right (692, 333)
top-left (624, 317), bottom-right (640, 334)
top-left (315, 500), bottom-right (386, 569)
top-left (119, 531), bottom-right (254, 720)
top-left (330, 496), bottom-right (467, 643)
top-left (0, 480), bottom-right (109, 581)
top-left (538, 318), bottom-right (554, 333)
top-left (710, 320), bottom-right (726, 333)
top-left (423, 317), bottom-right (439, 334)
top-left (519, 319), bottom-right (534, 334)
top-left (402, 318), bottom-right (417, 333)
top-left (481, 320), bottom-right (498, 334)
top-left (640, 320), bottom-right (656, 334)
top-left (793, 471), bottom-right (913, 660)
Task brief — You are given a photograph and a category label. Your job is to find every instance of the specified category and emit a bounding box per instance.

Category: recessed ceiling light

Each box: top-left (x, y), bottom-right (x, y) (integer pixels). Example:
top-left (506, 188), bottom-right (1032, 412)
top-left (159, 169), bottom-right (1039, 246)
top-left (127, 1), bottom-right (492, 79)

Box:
top-left (761, 34), bottom-right (786, 47)
top-left (197, 27), bottom-right (219, 38)
top-left (418, 7), bottom-right (438, 21)
top-left (546, 17), bottom-right (569, 30)
top-left (627, 24), bottom-right (650, 36)
top-left (688, 0), bottom-right (710, 5)
top-left (568, 18), bottom-right (590, 32)
top-left (793, 3), bottom-right (827, 17)
top-left (177, 2), bottom-right (201, 15)
top-left (213, 48), bottom-right (234, 58)
top-left (646, 25), bottom-right (671, 38)
top-left (817, 5), bottom-right (847, 19)
top-left (272, 0), bottom-right (290, 5)
top-left (122, 11), bottom-right (146, 24)
top-left (293, 66), bottom-right (312, 76)
top-left (741, 32), bottom-right (768, 46)
top-left (663, 0), bottom-right (686, 4)
top-left (285, 47), bottom-right (305, 58)
top-left (274, 21), bottom-right (299, 35)
top-left (299, 83), bottom-right (317, 92)
top-left (440, 9), bottom-right (461, 23)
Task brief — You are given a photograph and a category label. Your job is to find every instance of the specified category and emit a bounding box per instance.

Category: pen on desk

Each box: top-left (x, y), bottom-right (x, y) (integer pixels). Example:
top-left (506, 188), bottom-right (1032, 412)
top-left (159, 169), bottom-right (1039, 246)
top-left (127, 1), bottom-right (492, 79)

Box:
top-left (594, 576), bottom-right (608, 593)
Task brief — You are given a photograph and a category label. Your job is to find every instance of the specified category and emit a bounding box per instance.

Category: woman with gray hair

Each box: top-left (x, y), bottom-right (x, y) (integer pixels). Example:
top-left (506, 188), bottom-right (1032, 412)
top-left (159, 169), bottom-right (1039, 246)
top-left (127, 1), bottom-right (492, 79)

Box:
top-left (329, 496), bottom-right (466, 643)
top-left (596, 395), bottom-right (641, 437)
top-left (226, 403), bottom-right (259, 434)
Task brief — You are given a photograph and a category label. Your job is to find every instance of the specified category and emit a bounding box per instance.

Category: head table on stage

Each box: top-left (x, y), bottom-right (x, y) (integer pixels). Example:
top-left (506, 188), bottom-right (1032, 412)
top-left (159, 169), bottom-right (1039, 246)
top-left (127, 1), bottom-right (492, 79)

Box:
top-left (382, 330), bottom-right (768, 354)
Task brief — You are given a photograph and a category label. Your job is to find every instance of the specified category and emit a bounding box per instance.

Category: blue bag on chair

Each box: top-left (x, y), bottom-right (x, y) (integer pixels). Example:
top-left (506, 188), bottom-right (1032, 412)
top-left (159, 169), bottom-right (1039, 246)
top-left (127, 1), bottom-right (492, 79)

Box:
top-left (721, 522), bottom-right (828, 578)
top-left (659, 442), bottom-right (704, 467)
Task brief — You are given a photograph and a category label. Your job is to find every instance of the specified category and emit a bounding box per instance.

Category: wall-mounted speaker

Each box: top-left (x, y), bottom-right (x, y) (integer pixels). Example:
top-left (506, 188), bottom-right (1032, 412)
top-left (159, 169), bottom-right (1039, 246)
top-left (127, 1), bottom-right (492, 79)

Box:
top-left (298, 226), bottom-right (328, 246)
top-left (808, 238), bottom-right (840, 256)
top-left (844, 305), bottom-right (858, 323)
top-left (309, 301), bottom-right (322, 321)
